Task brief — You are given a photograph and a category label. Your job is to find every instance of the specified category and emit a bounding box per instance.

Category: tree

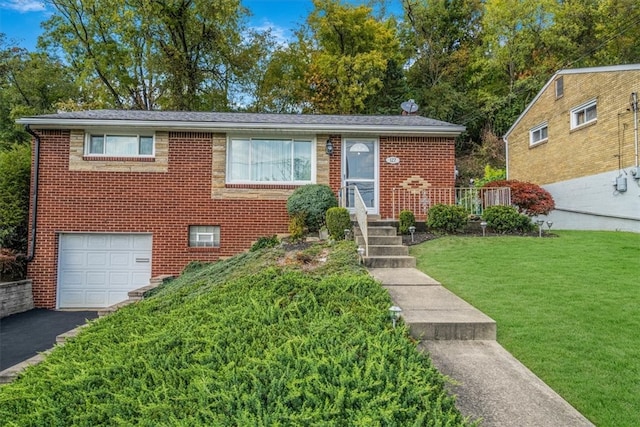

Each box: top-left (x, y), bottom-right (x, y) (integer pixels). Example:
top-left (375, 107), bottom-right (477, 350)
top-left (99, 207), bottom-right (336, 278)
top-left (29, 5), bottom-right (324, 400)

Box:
top-left (0, 143), bottom-right (31, 253)
top-left (302, 0), bottom-right (403, 114)
top-left (40, 0), bottom-right (269, 110)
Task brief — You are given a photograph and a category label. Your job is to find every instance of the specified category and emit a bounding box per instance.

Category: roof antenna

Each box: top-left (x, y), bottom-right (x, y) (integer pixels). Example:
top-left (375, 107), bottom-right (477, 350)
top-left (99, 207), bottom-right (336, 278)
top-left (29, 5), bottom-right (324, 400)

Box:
top-left (401, 99), bottom-right (419, 115)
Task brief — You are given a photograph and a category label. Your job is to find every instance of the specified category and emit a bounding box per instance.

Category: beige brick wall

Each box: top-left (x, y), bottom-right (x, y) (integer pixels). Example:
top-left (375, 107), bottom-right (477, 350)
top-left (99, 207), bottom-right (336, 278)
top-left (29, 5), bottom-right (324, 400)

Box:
top-left (507, 70), bottom-right (640, 184)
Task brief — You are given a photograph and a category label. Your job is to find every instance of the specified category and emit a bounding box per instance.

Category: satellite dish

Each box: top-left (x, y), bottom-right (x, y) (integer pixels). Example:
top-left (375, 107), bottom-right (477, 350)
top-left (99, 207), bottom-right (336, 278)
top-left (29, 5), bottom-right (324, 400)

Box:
top-left (401, 99), bottom-right (419, 115)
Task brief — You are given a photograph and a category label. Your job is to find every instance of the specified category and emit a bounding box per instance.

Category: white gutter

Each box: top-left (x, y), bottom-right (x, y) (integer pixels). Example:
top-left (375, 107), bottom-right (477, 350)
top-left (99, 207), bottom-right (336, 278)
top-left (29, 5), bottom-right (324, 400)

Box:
top-left (16, 118), bottom-right (466, 137)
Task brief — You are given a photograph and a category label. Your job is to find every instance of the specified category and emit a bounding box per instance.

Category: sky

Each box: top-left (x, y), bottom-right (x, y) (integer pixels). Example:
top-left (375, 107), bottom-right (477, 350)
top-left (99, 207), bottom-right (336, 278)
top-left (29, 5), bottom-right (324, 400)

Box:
top-left (0, 0), bottom-right (402, 51)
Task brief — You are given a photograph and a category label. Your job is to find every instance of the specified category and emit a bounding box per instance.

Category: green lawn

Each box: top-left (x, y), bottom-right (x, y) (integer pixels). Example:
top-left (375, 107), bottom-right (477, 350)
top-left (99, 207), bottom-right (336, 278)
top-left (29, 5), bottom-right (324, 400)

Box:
top-left (410, 230), bottom-right (640, 427)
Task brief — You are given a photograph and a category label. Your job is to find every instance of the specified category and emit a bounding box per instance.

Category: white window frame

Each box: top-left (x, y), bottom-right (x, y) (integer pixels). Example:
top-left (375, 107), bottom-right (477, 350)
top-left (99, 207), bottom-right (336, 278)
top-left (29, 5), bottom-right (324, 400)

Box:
top-left (226, 136), bottom-right (316, 184)
top-left (189, 226), bottom-right (220, 248)
top-left (570, 99), bottom-right (597, 129)
top-left (555, 77), bottom-right (563, 99)
top-left (529, 122), bottom-right (548, 146)
top-left (85, 132), bottom-right (155, 157)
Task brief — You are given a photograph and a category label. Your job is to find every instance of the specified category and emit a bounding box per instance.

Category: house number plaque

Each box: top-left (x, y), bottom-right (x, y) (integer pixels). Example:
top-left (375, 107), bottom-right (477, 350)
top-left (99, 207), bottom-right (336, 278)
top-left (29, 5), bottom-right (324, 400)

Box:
top-left (386, 156), bottom-right (400, 164)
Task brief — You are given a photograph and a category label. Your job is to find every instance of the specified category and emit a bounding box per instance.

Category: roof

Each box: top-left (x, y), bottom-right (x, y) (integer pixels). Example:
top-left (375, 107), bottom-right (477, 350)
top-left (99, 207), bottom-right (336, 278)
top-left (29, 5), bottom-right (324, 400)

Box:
top-left (17, 109), bottom-right (466, 137)
top-left (504, 63), bottom-right (640, 139)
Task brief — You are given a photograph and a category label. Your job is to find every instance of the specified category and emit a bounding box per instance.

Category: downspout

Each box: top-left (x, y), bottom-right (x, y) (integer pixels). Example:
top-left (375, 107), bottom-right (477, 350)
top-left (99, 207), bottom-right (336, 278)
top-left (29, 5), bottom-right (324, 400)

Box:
top-left (503, 135), bottom-right (509, 179)
top-left (24, 125), bottom-right (40, 262)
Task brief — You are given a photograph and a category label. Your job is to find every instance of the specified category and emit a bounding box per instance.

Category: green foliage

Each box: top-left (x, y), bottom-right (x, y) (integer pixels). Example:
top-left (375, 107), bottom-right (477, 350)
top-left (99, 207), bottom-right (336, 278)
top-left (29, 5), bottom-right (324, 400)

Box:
top-left (482, 205), bottom-right (534, 233)
top-left (0, 143), bottom-right (31, 252)
top-left (0, 248), bottom-right (26, 281)
top-left (427, 204), bottom-right (468, 233)
top-left (325, 207), bottom-right (352, 241)
top-left (484, 180), bottom-right (555, 216)
top-left (286, 184), bottom-right (337, 232)
top-left (288, 212), bottom-right (306, 242)
top-left (0, 243), bottom-right (469, 425)
top-left (250, 235), bottom-right (280, 252)
top-left (398, 210), bottom-right (416, 235)
top-left (475, 164), bottom-right (506, 188)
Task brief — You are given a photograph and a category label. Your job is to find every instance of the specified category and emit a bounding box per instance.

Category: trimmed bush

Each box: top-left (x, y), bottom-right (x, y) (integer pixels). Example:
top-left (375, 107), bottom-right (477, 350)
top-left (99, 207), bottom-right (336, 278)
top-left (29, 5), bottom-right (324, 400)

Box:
top-left (288, 212), bottom-right (306, 242)
top-left (325, 207), bottom-right (351, 241)
top-left (484, 180), bottom-right (555, 216)
top-left (0, 143), bottom-right (31, 252)
top-left (427, 204), bottom-right (467, 233)
top-left (286, 184), bottom-right (338, 232)
top-left (398, 210), bottom-right (416, 235)
top-left (483, 205), bottom-right (535, 233)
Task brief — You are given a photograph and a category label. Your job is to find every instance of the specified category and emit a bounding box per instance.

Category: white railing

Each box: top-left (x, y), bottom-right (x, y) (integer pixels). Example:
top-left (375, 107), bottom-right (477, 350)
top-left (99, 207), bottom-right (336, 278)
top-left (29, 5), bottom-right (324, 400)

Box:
top-left (352, 186), bottom-right (369, 257)
top-left (391, 187), bottom-right (511, 220)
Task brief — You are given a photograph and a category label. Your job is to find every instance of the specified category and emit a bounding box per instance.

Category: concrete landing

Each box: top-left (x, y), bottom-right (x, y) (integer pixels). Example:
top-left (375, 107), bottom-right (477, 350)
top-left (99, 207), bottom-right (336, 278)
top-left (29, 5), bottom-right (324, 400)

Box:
top-left (368, 267), bottom-right (594, 426)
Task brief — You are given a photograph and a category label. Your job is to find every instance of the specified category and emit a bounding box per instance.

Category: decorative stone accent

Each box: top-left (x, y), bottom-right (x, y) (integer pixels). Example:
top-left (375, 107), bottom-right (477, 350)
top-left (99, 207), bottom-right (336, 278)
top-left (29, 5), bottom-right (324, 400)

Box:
top-left (399, 175), bottom-right (432, 194)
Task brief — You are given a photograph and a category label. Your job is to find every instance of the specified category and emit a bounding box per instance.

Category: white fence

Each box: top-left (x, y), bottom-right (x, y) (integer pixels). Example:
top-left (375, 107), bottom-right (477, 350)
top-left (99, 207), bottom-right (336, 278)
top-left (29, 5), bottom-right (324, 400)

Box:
top-left (391, 187), bottom-right (511, 220)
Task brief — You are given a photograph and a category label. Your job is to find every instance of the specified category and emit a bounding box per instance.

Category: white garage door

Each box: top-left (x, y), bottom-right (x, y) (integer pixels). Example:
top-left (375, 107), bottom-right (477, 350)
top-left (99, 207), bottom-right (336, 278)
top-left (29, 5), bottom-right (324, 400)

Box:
top-left (58, 233), bottom-right (152, 308)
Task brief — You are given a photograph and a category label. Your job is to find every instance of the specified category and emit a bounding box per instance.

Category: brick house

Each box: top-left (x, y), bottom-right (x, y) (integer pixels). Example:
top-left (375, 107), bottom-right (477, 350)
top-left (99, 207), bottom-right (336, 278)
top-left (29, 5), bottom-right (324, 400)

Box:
top-left (504, 64), bottom-right (640, 232)
top-left (17, 110), bottom-right (464, 309)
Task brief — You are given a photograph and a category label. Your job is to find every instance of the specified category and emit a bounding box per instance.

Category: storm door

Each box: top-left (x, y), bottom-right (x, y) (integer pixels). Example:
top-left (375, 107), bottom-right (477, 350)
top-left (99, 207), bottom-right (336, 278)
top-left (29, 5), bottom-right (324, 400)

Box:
top-left (342, 139), bottom-right (378, 214)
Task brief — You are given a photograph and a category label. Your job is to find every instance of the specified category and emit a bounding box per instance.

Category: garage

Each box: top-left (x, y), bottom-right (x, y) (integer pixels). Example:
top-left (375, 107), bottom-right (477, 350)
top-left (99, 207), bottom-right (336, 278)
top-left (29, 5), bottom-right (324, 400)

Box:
top-left (57, 233), bottom-right (152, 308)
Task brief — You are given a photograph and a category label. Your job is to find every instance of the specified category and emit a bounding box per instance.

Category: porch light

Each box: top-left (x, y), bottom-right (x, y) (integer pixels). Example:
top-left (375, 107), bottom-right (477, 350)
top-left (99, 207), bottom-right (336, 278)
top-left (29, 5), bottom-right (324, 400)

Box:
top-left (408, 225), bottom-right (416, 242)
top-left (480, 221), bottom-right (487, 237)
top-left (389, 305), bottom-right (402, 328)
top-left (325, 139), bottom-right (334, 155)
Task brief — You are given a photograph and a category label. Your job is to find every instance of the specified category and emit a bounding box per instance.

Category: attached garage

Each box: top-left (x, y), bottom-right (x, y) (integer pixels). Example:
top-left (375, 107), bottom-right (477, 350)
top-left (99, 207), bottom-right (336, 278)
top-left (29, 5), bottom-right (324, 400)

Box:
top-left (57, 233), bottom-right (152, 308)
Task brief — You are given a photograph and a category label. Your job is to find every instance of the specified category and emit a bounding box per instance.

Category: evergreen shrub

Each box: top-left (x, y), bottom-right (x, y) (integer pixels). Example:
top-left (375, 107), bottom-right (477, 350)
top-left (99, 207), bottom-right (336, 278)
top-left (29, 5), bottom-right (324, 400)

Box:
top-left (325, 207), bottom-right (351, 241)
top-left (398, 210), bottom-right (416, 235)
top-left (286, 184), bottom-right (338, 232)
top-left (483, 205), bottom-right (535, 233)
top-left (426, 204), bottom-right (467, 233)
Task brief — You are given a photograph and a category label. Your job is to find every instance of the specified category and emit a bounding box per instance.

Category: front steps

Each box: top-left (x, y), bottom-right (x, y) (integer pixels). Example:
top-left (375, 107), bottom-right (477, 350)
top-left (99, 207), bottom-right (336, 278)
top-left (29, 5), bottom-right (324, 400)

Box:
top-left (355, 223), bottom-right (416, 268)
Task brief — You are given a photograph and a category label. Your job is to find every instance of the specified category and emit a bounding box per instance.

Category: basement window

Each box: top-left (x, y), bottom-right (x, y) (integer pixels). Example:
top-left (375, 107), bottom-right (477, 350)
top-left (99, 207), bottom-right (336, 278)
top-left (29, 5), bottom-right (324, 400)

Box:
top-left (189, 226), bottom-right (220, 248)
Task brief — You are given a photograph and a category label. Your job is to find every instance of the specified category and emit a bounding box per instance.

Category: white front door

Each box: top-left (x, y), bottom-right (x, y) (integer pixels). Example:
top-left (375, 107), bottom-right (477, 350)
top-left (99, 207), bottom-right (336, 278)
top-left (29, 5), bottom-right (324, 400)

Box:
top-left (342, 138), bottom-right (378, 214)
top-left (57, 233), bottom-right (152, 308)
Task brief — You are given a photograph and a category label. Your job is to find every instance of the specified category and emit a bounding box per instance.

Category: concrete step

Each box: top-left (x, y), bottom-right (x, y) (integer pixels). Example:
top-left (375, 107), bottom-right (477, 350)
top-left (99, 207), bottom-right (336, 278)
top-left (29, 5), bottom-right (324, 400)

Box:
top-left (384, 284), bottom-right (496, 340)
top-left (355, 226), bottom-right (397, 237)
top-left (356, 235), bottom-right (402, 246)
top-left (364, 256), bottom-right (416, 268)
top-left (367, 245), bottom-right (409, 256)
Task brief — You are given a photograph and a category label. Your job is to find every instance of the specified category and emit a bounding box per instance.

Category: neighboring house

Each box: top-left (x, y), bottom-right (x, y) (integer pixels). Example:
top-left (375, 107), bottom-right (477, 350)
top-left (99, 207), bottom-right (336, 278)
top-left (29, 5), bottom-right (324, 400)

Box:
top-left (504, 64), bottom-right (640, 232)
top-left (17, 110), bottom-right (464, 309)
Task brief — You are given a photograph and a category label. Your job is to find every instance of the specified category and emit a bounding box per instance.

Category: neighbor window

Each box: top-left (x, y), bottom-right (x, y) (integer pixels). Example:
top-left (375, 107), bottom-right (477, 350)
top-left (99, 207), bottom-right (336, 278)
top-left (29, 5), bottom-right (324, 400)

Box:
top-left (571, 100), bottom-right (597, 129)
top-left (189, 226), bottom-right (220, 248)
top-left (87, 133), bottom-right (154, 156)
top-left (555, 77), bottom-right (564, 98)
top-left (529, 123), bottom-right (548, 146)
top-left (227, 137), bottom-right (313, 183)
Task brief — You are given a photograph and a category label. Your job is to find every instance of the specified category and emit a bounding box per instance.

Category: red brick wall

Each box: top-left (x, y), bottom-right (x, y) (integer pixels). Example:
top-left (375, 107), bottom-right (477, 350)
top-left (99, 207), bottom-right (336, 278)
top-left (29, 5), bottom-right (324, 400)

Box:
top-left (28, 130), bottom-right (291, 308)
top-left (27, 130), bottom-right (455, 308)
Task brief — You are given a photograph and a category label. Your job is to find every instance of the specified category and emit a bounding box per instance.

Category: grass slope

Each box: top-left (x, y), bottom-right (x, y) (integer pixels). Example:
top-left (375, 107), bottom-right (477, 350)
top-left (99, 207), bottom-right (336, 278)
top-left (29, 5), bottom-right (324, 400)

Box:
top-left (0, 242), bottom-right (472, 426)
top-left (411, 231), bottom-right (640, 427)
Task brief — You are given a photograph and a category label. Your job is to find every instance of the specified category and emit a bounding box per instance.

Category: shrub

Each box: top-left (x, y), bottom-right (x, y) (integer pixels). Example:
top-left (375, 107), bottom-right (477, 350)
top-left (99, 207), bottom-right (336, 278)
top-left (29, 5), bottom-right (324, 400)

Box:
top-left (250, 235), bottom-right (280, 252)
top-left (288, 212), bottom-right (306, 242)
top-left (286, 184), bottom-right (338, 232)
top-left (483, 205), bottom-right (535, 233)
top-left (0, 248), bottom-right (26, 281)
top-left (427, 204), bottom-right (467, 233)
top-left (325, 207), bottom-right (352, 241)
top-left (0, 143), bottom-right (31, 252)
top-left (484, 180), bottom-right (555, 216)
top-left (398, 210), bottom-right (416, 234)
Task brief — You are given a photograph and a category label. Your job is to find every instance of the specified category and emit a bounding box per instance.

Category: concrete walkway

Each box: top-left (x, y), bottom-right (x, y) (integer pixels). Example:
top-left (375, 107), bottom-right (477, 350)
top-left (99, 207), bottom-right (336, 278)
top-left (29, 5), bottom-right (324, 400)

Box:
top-left (369, 268), bottom-right (594, 427)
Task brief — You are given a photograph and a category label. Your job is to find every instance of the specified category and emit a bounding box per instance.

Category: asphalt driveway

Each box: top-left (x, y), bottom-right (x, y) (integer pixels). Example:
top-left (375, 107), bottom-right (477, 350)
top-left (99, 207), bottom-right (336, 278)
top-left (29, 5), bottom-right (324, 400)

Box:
top-left (0, 309), bottom-right (98, 371)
